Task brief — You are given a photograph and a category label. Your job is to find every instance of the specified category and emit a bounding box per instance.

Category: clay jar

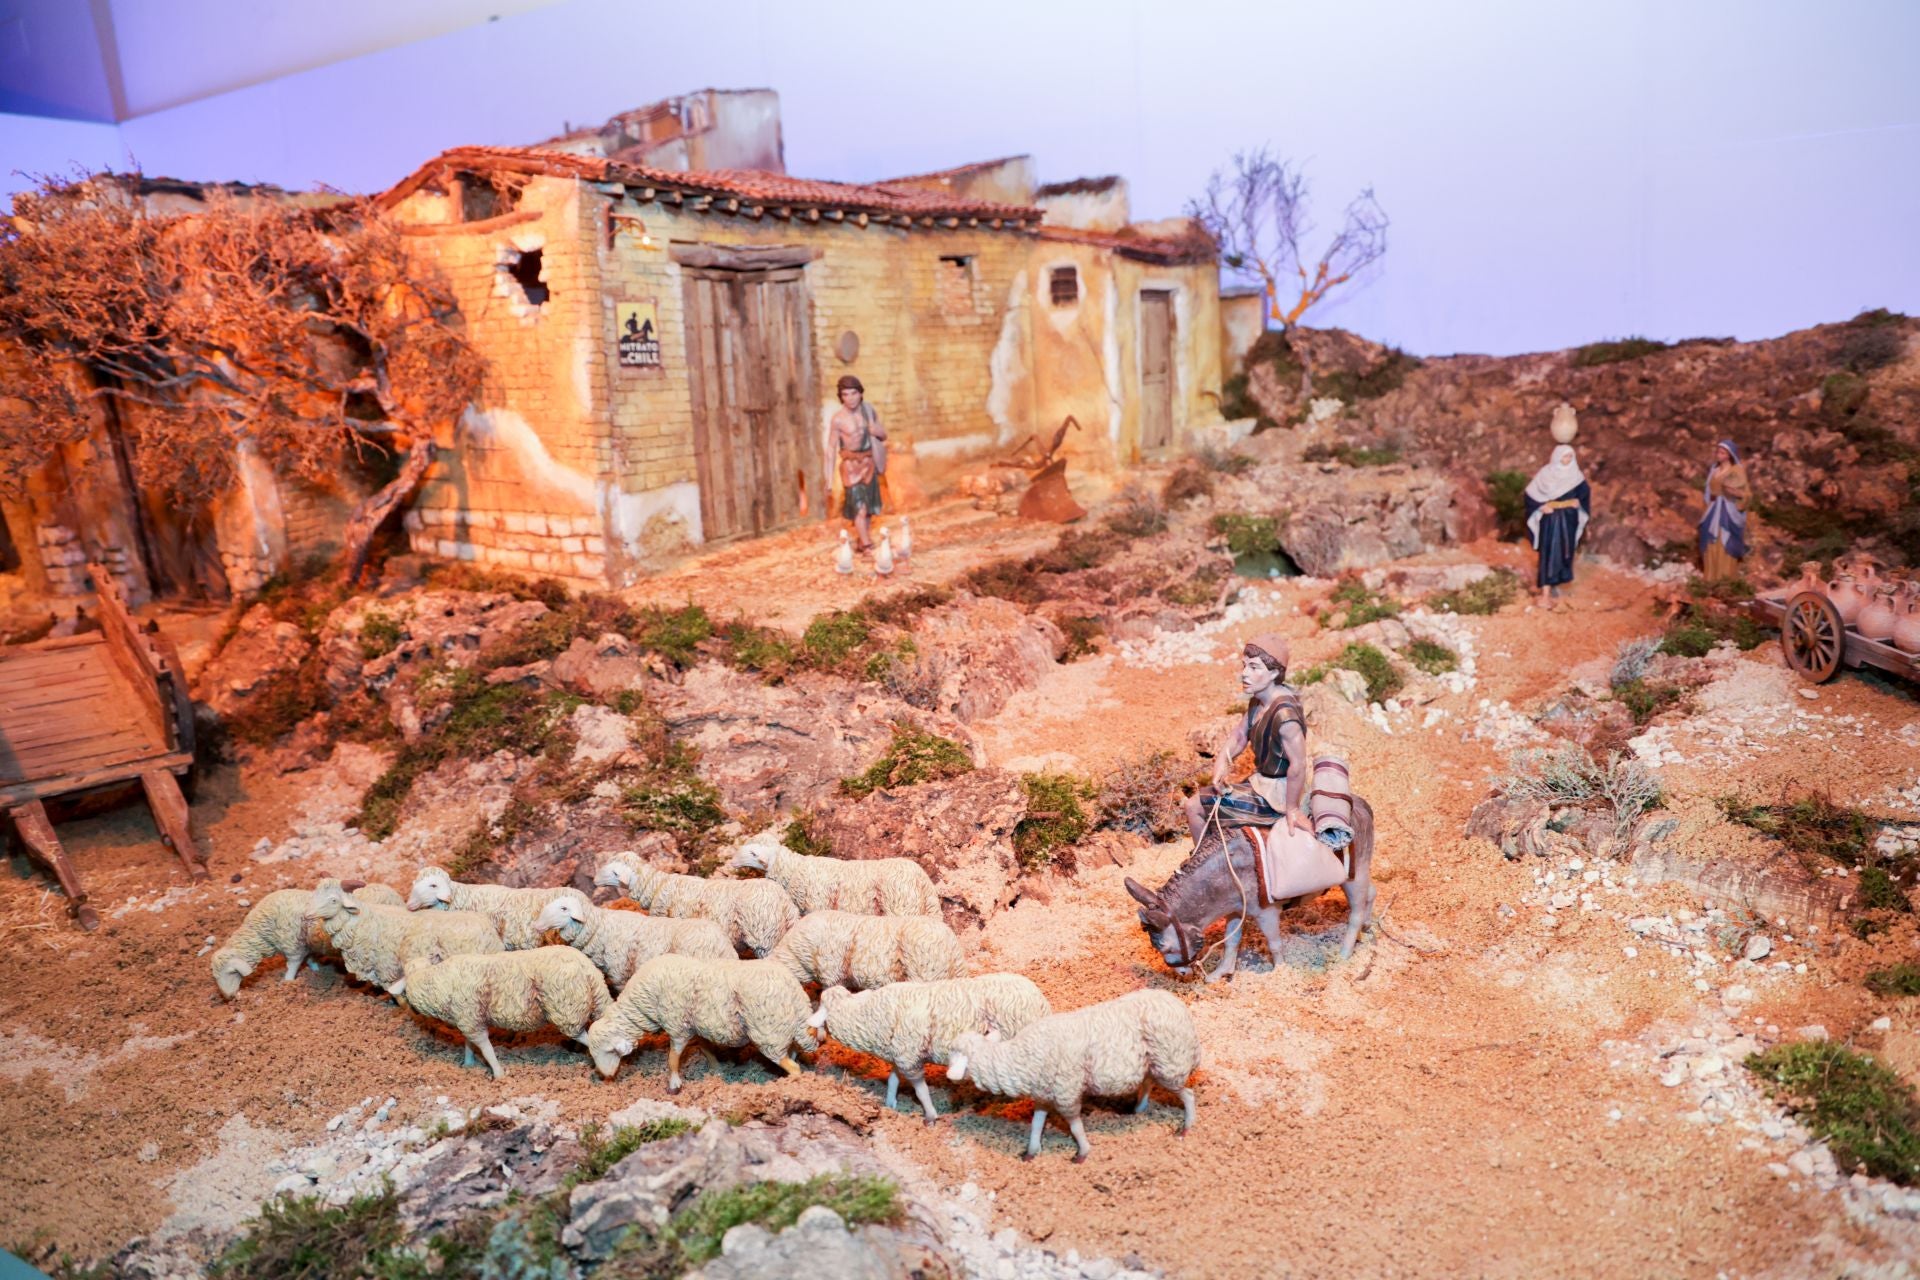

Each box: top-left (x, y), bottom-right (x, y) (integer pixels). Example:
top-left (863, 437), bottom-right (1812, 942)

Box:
top-left (1892, 586), bottom-right (1920, 654)
top-left (1794, 563), bottom-right (1826, 597)
top-left (1828, 573), bottom-right (1865, 623)
top-left (1855, 586), bottom-right (1898, 642)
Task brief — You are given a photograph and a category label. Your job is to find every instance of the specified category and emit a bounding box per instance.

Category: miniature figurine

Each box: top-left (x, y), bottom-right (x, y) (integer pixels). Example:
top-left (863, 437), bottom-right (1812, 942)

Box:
top-left (834, 527), bottom-right (855, 574)
top-left (874, 527), bottom-right (895, 576)
top-left (1698, 439), bottom-right (1749, 582)
top-left (897, 515), bottom-right (913, 561)
top-left (1524, 410), bottom-right (1590, 609)
top-left (1183, 633), bottom-right (1309, 847)
top-left (832, 374), bottom-right (888, 552)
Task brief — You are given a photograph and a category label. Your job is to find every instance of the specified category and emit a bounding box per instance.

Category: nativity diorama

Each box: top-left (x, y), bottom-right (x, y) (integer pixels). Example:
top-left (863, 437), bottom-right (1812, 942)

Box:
top-left (2, 57), bottom-right (1919, 1280)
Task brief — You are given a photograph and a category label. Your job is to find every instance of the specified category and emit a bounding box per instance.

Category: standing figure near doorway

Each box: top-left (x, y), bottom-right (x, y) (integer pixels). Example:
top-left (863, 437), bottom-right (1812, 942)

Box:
top-left (831, 375), bottom-right (888, 552)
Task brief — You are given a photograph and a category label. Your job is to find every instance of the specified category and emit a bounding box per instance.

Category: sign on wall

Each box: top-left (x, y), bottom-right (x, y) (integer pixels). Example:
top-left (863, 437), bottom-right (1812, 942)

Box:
top-left (617, 301), bottom-right (662, 367)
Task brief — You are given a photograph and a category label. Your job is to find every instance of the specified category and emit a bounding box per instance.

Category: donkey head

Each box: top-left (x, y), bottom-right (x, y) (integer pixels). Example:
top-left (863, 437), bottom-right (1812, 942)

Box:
top-left (1124, 877), bottom-right (1201, 977)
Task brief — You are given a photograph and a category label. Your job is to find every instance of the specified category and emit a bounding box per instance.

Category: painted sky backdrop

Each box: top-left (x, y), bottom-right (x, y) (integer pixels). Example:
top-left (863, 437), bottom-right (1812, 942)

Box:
top-left (2, 0), bottom-right (1916, 357)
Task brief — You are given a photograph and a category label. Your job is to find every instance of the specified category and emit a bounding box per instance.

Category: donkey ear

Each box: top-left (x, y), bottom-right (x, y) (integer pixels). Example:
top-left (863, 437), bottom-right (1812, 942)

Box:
top-left (1143, 907), bottom-right (1173, 930)
top-left (1123, 877), bottom-right (1161, 909)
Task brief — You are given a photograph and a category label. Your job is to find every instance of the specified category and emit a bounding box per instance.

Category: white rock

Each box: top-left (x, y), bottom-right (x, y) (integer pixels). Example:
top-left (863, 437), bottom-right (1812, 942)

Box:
top-left (1690, 1055), bottom-right (1727, 1079)
top-left (1767, 1162), bottom-right (1792, 1178)
top-left (1083, 1261), bottom-right (1120, 1280)
top-left (1743, 935), bottom-right (1772, 961)
top-left (1797, 1025), bottom-right (1829, 1042)
top-left (721, 1223), bottom-right (774, 1256)
top-left (1789, 1151), bottom-right (1817, 1177)
top-left (1723, 985), bottom-right (1755, 1005)
top-left (1870, 1017), bottom-right (1892, 1032)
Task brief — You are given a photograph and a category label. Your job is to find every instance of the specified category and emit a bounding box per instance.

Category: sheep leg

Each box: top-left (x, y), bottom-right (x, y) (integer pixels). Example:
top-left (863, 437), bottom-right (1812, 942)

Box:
top-left (1023, 1108), bottom-right (1048, 1161)
top-left (904, 1067), bottom-right (939, 1124)
top-left (777, 1056), bottom-right (802, 1078)
top-left (471, 1029), bottom-right (505, 1080)
top-left (282, 944), bottom-right (307, 981)
top-left (1178, 1087), bottom-right (1196, 1134)
top-left (1134, 1083), bottom-right (1152, 1114)
top-left (667, 1038), bottom-right (687, 1093)
top-left (1067, 1114), bottom-right (1092, 1163)
top-left (885, 1070), bottom-right (901, 1109)
top-left (462, 1042), bottom-right (474, 1069)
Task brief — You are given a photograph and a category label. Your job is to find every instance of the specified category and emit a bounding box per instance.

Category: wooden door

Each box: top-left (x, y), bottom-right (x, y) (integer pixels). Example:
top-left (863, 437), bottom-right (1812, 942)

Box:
top-left (681, 266), bottom-right (821, 542)
top-left (1140, 289), bottom-right (1175, 452)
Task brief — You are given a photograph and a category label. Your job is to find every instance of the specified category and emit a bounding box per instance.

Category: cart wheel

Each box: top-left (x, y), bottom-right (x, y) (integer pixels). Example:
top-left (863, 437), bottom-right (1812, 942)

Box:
top-left (1781, 590), bottom-right (1844, 683)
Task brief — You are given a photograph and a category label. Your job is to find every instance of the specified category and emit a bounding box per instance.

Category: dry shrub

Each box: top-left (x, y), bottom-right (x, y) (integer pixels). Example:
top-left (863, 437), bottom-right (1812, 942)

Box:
top-left (1098, 749), bottom-right (1202, 839)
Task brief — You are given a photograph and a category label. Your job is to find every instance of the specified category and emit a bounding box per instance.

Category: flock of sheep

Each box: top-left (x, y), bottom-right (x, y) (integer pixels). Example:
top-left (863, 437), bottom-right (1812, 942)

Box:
top-left (210, 838), bottom-right (1199, 1161)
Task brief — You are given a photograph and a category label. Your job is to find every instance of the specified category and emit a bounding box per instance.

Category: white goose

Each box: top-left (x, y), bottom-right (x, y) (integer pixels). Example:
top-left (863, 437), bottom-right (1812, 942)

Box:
top-left (834, 528), bottom-right (855, 574)
top-left (896, 515), bottom-right (913, 561)
top-left (873, 528), bottom-right (895, 577)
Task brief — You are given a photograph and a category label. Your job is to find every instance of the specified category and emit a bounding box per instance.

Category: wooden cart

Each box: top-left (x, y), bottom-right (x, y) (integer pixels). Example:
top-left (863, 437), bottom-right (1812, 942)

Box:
top-left (1747, 589), bottom-right (1920, 685)
top-left (1, 566), bottom-right (205, 929)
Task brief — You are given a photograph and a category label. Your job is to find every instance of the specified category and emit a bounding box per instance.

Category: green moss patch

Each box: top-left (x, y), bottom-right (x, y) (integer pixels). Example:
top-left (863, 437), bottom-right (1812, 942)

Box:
top-left (1485, 471), bottom-right (1530, 542)
top-left (1746, 1043), bottom-right (1920, 1184)
top-left (1320, 579), bottom-right (1401, 629)
top-left (1865, 963), bottom-right (1920, 998)
top-left (841, 723), bottom-right (974, 798)
top-left (1013, 772), bottom-right (1095, 871)
top-left (1427, 568), bottom-right (1521, 616)
top-left (1210, 513), bottom-right (1280, 559)
top-left (1571, 336), bottom-right (1669, 367)
top-left (1302, 642), bottom-right (1404, 704)
top-left (669, 1175), bottom-right (901, 1265)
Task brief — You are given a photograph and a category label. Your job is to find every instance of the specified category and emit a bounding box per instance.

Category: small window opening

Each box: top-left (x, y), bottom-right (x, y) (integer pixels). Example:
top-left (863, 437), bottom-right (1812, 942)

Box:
top-left (1050, 266), bottom-right (1079, 307)
top-left (937, 254), bottom-right (974, 316)
top-left (508, 249), bottom-right (549, 306)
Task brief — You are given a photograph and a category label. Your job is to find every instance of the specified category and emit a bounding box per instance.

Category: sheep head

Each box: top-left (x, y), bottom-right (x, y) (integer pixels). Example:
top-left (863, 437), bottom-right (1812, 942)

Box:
top-left (408, 866), bottom-right (454, 911)
top-left (534, 894), bottom-right (589, 937)
top-left (305, 878), bottom-right (361, 926)
top-left (211, 951), bottom-right (250, 999)
top-left (584, 1018), bottom-right (636, 1078)
top-left (806, 985), bottom-right (853, 1042)
top-left (728, 841), bottom-right (779, 875)
top-left (948, 1030), bottom-right (989, 1083)
top-left (593, 859), bottom-right (636, 892)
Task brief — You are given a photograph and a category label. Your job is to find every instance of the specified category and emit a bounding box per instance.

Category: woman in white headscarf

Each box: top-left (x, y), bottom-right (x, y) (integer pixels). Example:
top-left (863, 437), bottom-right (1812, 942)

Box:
top-left (1523, 444), bottom-right (1591, 609)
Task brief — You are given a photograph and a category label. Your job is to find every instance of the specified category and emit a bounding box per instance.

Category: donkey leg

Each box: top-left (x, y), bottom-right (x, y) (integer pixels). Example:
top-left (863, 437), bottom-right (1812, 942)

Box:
top-left (1254, 905), bottom-right (1284, 960)
top-left (1214, 916), bottom-right (1244, 982)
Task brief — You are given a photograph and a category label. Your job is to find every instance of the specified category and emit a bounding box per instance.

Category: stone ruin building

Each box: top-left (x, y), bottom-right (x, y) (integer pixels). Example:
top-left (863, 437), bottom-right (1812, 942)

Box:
top-left (2, 88), bottom-right (1254, 600)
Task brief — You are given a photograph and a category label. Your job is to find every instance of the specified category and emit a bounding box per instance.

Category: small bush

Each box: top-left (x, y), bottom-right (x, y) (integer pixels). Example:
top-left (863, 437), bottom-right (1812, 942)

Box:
top-left (1304, 442), bottom-right (1402, 467)
top-left (1311, 348), bottom-right (1421, 402)
top-left (622, 766), bottom-right (728, 849)
top-left (637, 603), bottom-right (713, 668)
top-left (1612, 677), bottom-right (1682, 726)
top-left (1326, 641), bottom-right (1403, 703)
top-left (1505, 746), bottom-right (1663, 846)
top-left (1841, 324), bottom-right (1904, 372)
top-left (212, 1183), bottom-right (412, 1280)
top-left (1853, 307), bottom-right (1906, 327)
top-left (782, 810), bottom-right (834, 859)
top-left (1189, 439), bottom-right (1256, 474)
top-left (1865, 963), bottom-right (1920, 998)
top-left (670, 1175), bottom-right (901, 1265)
top-left (1859, 865), bottom-right (1913, 914)
top-left (1821, 371), bottom-right (1871, 421)
top-left (1098, 749), bottom-right (1201, 839)
top-left (1058, 614), bottom-right (1104, 660)
top-left (1406, 638), bottom-right (1457, 675)
top-left (1427, 567), bottom-right (1522, 615)
top-left (1320, 579), bottom-right (1401, 629)
top-left (1571, 336), bottom-right (1669, 367)
top-left (1013, 772), bottom-right (1095, 871)
top-left (1105, 484), bottom-right (1168, 538)
top-left (723, 621), bottom-right (797, 678)
top-left (357, 607), bottom-right (404, 661)
top-left (861, 586), bottom-right (953, 627)
top-left (1659, 622), bottom-right (1717, 659)
top-left (1610, 636), bottom-right (1662, 687)
top-left (567, 1119), bottom-right (698, 1192)
top-left (801, 610), bottom-right (872, 667)
top-left (1485, 471), bottom-right (1530, 541)
top-left (1211, 512), bottom-right (1280, 558)
top-left (1161, 461), bottom-right (1215, 506)
top-left (1717, 793), bottom-right (1875, 868)
top-left (1746, 1043), bottom-right (1920, 1185)
top-left (841, 723), bottom-right (974, 798)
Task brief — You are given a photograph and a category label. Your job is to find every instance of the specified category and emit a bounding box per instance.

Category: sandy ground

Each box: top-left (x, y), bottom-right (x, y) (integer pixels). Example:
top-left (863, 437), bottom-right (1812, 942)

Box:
top-left (3, 523), bottom-right (1919, 1278)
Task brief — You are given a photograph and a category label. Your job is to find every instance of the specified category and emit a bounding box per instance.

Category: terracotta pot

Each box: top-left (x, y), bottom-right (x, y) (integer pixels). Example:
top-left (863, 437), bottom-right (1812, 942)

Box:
top-left (1893, 587), bottom-right (1920, 654)
top-left (1794, 563), bottom-right (1826, 596)
top-left (1856, 587), bottom-right (1898, 641)
top-left (1828, 574), bottom-right (1864, 623)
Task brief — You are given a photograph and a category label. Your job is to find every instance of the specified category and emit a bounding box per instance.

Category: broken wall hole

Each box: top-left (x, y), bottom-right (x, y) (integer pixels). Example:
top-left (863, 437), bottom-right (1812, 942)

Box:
top-left (507, 249), bottom-right (549, 306)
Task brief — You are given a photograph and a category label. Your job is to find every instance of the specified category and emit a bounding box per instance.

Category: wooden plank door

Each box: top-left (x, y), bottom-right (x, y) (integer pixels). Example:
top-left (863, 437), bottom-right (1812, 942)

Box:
top-left (681, 266), bottom-right (821, 541)
top-left (1140, 289), bottom-right (1175, 452)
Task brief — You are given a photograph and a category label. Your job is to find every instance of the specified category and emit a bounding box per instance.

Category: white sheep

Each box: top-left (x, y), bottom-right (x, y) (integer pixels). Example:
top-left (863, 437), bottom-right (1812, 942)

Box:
top-left (729, 839), bottom-right (939, 916)
top-left (400, 946), bottom-right (613, 1078)
top-left (766, 910), bottom-right (965, 990)
top-left (306, 878), bottom-right (503, 997)
top-left (594, 859), bottom-right (798, 957)
top-left (209, 883), bottom-right (405, 999)
top-left (805, 973), bottom-right (1050, 1122)
top-left (406, 865), bottom-right (577, 949)
top-left (533, 892), bottom-right (735, 990)
top-left (584, 954), bottom-right (811, 1091)
top-left (948, 988), bottom-right (1200, 1162)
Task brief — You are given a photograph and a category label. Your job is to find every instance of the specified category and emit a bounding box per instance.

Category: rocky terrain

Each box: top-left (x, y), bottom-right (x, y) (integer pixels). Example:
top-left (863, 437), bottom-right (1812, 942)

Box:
top-left (1, 390), bottom-right (1918, 1279)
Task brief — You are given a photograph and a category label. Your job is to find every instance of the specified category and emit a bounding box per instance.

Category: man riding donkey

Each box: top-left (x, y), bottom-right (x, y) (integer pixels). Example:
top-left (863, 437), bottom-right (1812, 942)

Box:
top-left (1128, 632), bottom-right (1377, 981)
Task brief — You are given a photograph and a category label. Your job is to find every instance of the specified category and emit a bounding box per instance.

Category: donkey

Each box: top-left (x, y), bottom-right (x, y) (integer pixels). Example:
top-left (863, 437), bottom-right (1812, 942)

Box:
top-left (1125, 797), bottom-right (1377, 982)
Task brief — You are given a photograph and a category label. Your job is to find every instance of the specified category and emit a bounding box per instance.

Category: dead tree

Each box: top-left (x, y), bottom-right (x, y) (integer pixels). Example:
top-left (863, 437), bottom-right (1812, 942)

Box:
top-left (1188, 148), bottom-right (1388, 392)
top-left (0, 175), bottom-right (483, 591)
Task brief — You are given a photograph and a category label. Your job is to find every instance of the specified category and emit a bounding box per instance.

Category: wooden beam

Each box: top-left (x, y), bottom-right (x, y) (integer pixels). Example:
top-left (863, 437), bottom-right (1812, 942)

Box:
top-left (399, 208), bottom-right (543, 238)
top-left (826, 209), bottom-right (844, 222)
top-left (0, 751), bottom-right (195, 809)
top-left (940, 217), bottom-right (959, 229)
top-left (990, 218), bottom-right (1003, 230)
top-left (854, 212), bottom-right (868, 228)
top-left (141, 769), bottom-right (207, 881)
top-left (665, 190), bottom-right (685, 205)
top-left (744, 205), bottom-right (764, 219)
top-left (806, 208), bottom-right (821, 223)
top-left (774, 205), bottom-right (792, 220)
top-left (639, 186), bottom-right (656, 201)
top-left (723, 198), bottom-right (740, 213)
top-left (9, 801), bottom-right (97, 930)
top-left (967, 217), bottom-right (979, 228)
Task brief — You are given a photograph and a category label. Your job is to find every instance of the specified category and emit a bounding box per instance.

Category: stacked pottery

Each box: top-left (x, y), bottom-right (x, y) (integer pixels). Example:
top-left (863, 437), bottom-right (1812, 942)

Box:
top-left (1794, 562), bottom-right (1826, 597)
top-left (1892, 582), bottom-right (1920, 654)
top-left (1856, 583), bottom-right (1898, 642)
top-left (1827, 572), bottom-right (1865, 624)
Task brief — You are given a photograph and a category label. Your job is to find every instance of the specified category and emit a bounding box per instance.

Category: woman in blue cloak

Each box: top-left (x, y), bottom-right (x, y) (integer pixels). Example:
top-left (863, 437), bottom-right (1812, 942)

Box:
top-left (1523, 444), bottom-right (1590, 609)
top-left (1698, 440), bottom-right (1750, 582)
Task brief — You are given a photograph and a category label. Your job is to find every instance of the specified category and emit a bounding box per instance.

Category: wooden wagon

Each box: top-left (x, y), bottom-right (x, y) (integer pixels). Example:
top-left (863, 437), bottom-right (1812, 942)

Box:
top-left (1747, 589), bottom-right (1920, 685)
top-left (1, 566), bottom-right (205, 929)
